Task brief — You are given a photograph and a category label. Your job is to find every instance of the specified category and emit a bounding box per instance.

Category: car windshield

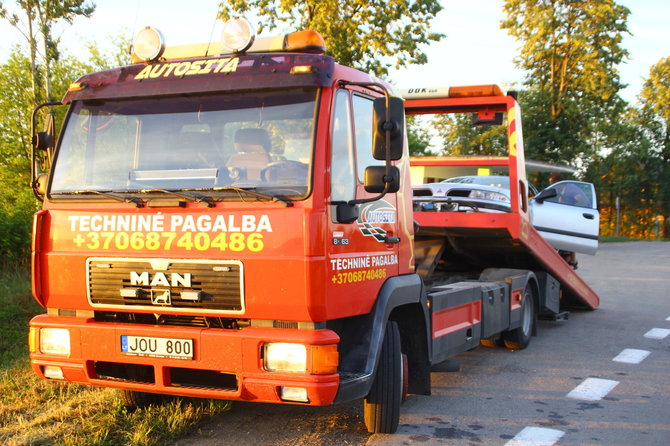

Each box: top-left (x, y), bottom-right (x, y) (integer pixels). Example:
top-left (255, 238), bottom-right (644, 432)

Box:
top-left (441, 176), bottom-right (510, 189)
top-left (50, 88), bottom-right (318, 199)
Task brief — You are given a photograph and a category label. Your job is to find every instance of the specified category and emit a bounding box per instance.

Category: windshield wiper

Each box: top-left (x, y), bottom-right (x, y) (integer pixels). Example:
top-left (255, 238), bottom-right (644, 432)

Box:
top-left (138, 188), bottom-right (216, 208)
top-left (206, 187), bottom-right (293, 207)
top-left (53, 190), bottom-right (145, 207)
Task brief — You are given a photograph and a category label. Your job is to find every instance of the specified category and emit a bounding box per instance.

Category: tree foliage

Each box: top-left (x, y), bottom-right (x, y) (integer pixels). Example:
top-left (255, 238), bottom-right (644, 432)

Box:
top-left (500, 0), bottom-right (630, 165)
top-left (407, 116), bottom-right (433, 156)
top-left (433, 113), bottom-right (507, 156)
top-left (0, 0), bottom-right (95, 101)
top-left (218, 0), bottom-right (444, 76)
top-left (502, 0), bottom-right (629, 119)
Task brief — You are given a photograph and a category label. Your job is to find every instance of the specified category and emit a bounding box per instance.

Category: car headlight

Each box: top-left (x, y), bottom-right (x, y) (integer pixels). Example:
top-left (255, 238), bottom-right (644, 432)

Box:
top-left (469, 190), bottom-right (510, 202)
top-left (264, 343), bottom-right (307, 373)
top-left (40, 328), bottom-right (71, 356)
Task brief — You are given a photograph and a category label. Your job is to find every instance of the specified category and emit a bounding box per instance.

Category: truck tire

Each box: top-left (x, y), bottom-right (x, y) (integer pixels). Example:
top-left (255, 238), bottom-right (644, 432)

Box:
top-left (119, 389), bottom-right (172, 409)
top-left (364, 320), bottom-right (403, 434)
top-left (502, 284), bottom-right (535, 350)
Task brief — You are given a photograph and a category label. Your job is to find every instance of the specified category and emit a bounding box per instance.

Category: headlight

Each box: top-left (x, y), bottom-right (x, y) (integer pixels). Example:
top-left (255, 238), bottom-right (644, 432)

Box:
top-left (469, 190), bottom-right (510, 202)
top-left (40, 328), bottom-right (71, 356)
top-left (264, 343), bottom-right (307, 373)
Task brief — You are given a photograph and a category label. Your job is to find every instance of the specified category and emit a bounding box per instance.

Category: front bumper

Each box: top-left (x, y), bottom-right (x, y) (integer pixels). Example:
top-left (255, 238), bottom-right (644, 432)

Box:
top-left (29, 314), bottom-right (340, 405)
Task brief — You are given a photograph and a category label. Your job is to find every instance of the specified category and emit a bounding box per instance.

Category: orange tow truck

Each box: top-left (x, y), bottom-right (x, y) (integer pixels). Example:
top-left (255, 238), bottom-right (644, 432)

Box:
top-left (28, 19), bottom-right (598, 433)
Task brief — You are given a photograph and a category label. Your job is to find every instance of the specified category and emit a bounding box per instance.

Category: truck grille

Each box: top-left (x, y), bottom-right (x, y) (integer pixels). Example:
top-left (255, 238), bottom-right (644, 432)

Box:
top-left (87, 258), bottom-right (244, 314)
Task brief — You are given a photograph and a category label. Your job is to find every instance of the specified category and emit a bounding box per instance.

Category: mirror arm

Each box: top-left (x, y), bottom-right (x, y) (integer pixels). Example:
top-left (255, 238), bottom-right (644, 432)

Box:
top-left (338, 81), bottom-right (395, 206)
top-left (31, 101), bottom-right (63, 201)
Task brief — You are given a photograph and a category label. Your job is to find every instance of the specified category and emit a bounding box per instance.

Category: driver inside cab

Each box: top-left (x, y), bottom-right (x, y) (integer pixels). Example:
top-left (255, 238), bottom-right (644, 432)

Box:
top-left (226, 128), bottom-right (272, 181)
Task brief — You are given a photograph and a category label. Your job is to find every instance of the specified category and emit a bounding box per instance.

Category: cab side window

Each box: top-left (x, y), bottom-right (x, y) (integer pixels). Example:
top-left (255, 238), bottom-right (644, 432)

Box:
top-left (330, 90), bottom-right (356, 202)
top-left (352, 95), bottom-right (383, 181)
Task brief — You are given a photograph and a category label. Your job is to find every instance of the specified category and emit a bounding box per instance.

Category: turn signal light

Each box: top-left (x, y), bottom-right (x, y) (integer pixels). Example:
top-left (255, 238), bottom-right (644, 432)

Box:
top-left (311, 344), bottom-right (338, 375)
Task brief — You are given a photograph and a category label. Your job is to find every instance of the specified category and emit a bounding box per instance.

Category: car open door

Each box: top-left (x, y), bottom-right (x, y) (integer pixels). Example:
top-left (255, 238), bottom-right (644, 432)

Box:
top-left (530, 181), bottom-right (599, 255)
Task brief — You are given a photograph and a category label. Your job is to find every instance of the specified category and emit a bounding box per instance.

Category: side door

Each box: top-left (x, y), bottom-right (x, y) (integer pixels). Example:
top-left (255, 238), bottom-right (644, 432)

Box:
top-left (327, 89), bottom-right (400, 316)
top-left (530, 181), bottom-right (600, 255)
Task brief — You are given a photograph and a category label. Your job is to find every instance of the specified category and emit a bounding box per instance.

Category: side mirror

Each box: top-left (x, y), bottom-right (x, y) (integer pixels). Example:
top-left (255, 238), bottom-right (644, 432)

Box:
top-left (372, 96), bottom-right (404, 161)
top-left (364, 166), bottom-right (400, 194)
top-left (336, 203), bottom-right (359, 224)
top-left (534, 187), bottom-right (558, 203)
top-left (34, 113), bottom-right (56, 152)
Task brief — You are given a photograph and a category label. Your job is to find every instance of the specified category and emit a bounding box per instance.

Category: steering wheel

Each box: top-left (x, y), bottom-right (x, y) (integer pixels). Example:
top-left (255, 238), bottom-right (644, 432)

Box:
top-left (261, 160), bottom-right (309, 184)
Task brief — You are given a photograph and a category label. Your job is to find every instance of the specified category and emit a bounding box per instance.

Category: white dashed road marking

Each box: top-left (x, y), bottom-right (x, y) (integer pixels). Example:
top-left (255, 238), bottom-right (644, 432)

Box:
top-left (504, 427), bottom-right (565, 446)
top-left (612, 348), bottom-right (651, 364)
top-left (567, 378), bottom-right (619, 401)
top-left (643, 328), bottom-right (670, 339)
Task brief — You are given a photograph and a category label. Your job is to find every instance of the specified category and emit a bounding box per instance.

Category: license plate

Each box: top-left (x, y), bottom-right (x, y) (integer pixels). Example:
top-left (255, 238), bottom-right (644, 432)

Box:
top-left (121, 335), bottom-right (193, 360)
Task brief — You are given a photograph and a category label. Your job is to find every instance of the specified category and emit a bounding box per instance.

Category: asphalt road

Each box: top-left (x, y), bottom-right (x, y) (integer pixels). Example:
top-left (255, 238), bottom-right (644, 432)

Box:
top-left (177, 242), bottom-right (670, 446)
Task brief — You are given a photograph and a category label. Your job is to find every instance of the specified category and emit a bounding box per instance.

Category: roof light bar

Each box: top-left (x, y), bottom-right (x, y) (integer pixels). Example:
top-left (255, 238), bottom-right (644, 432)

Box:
top-left (132, 17), bottom-right (326, 64)
top-left (398, 84), bottom-right (506, 100)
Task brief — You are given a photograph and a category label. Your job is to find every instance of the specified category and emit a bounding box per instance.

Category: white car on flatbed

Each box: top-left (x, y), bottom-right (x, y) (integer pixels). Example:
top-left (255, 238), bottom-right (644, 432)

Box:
top-left (413, 175), bottom-right (600, 255)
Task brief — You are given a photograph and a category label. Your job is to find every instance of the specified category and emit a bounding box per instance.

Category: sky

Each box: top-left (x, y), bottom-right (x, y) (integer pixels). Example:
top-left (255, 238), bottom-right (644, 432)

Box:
top-left (0, 0), bottom-right (668, 104)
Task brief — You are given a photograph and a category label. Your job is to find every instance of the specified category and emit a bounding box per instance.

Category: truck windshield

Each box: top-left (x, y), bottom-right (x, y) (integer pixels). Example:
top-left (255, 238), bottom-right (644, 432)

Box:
top-left (50, 88), bottom-right (318, 200)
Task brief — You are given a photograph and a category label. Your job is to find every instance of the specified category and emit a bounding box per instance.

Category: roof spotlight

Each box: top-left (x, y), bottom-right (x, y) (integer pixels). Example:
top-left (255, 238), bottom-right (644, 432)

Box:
top-left (132, 26), bottom-right (166, 62)
top-left (221, 18), bottom-right (255, 53)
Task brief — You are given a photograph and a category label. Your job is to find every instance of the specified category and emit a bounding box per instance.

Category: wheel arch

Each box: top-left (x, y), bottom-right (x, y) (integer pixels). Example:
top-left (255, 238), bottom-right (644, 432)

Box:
top-left (331, 273), bottom-right (430, 402)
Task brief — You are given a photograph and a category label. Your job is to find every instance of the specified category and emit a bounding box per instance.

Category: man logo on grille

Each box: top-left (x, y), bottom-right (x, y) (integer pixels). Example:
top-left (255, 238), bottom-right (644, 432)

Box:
top-left (130, 271), bottom-right (192, 287)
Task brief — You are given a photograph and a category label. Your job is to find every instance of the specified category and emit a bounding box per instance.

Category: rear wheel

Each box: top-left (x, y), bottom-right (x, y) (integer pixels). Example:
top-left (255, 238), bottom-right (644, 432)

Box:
top-left (364, 320), bottom-right (403, 433)
top-left (502, 284), bottom-right (535, 350)
top-left (119, 390), bottom-right (173, 409)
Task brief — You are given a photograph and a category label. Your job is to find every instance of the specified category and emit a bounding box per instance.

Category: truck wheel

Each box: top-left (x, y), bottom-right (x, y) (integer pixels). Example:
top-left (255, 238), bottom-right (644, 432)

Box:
top-left (119, 390), bottom-right (172, 409)
top-left (364, 320), bottom-right (403, 434)
top-left (502, 284), bottom-right (535, 350)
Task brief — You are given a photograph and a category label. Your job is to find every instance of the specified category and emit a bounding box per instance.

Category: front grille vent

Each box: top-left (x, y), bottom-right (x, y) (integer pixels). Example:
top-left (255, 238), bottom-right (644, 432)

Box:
top-left (88, 258), bottom-right (244, 315)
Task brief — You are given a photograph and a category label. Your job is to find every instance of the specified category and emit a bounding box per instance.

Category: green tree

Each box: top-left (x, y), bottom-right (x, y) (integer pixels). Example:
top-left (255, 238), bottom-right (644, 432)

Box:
top-left (637, 56), bottom-right (670, 236)
top-left (501, 0), bottom-right (630, 165)
top-left (218, 0), bottom-right (444, 76)
top-left (433, 113), bottom-right (507, 156)
top-left (585, 109), bottom-right (660, 237)
top-left (1, 0), bottom-right (95, 102)
top-left (407, 116), bottom-right (433, 156)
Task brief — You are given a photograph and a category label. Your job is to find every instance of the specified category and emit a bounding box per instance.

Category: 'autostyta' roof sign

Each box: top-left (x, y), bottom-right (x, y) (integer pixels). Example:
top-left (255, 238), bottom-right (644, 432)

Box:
top-left (134, 58), bottom-right (239, 81)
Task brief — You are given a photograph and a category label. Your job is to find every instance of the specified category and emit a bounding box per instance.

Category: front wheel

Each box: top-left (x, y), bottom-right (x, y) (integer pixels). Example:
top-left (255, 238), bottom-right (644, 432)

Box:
top-left (502, 284), bottom-right (536, 350)
top-left (119, 390), bottom-right (173, 409)
top-left (364, 320), bottom-right (403, 433)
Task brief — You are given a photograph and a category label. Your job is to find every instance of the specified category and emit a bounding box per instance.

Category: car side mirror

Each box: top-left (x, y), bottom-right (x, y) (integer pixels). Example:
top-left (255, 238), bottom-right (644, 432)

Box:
top-left (372, 96), bottom-right (404, 161)
top-left (364, 166), bottom-right (400, 194)
top-left (34, 113), bottom-right (56, 153)
top-left (535, 187), bottom-right (558, 204)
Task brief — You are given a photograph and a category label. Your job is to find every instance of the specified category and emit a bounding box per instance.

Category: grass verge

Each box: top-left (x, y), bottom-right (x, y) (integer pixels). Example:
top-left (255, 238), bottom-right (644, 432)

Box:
top-left (0, 264), bottom-right (231, 445)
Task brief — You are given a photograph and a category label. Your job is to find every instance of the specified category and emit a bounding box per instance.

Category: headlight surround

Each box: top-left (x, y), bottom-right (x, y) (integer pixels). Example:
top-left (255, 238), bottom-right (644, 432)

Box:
top-left (40, 328), bottom-right (71, 356)
top-left (469, 189), bottom-right (510, 203)
top-left (264, 342), bottom-right (307, 373)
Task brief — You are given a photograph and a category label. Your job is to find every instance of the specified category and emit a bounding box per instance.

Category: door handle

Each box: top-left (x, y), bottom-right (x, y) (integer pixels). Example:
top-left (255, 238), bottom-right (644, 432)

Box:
top-left (583, 213), bottom-right (594, 220)
top-left (383, 236), bottom-right (401, 244)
